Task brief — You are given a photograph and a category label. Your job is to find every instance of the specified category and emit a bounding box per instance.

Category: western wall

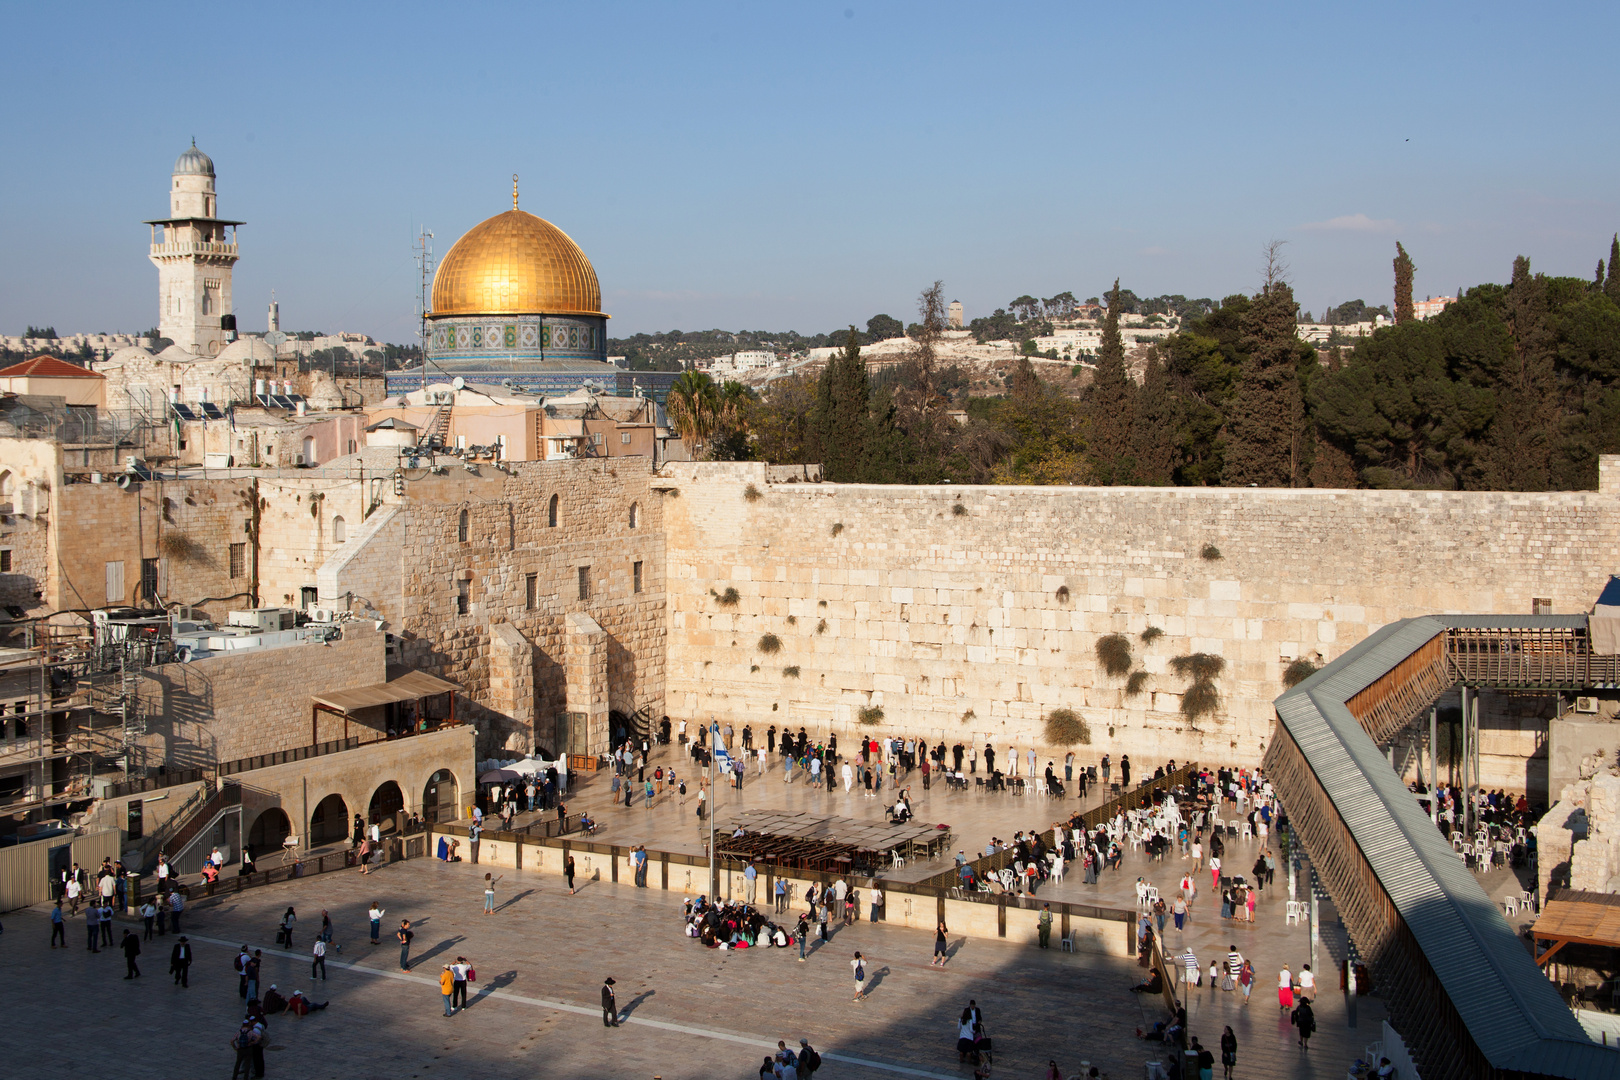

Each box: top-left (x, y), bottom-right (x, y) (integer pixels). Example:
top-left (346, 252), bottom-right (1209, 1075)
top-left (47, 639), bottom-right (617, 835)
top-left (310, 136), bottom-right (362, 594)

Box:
top-left (660, 460), bottom-right (1620, 786)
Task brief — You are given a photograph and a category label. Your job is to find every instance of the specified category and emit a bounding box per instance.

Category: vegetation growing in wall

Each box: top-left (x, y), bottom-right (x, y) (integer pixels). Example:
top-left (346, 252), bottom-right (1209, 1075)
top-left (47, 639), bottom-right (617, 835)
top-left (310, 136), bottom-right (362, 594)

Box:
top-left (1200, 544), bottom-right (1222, 560)
top-left (1171, 652), bottom-right (1225, 725)
top-left (1096, 633), bottom-right (1133, 677)
top-left (961, 708), bottom-right (976, 723)
top-left (1140, 626), bottom-right (1164, 644)
top-left (157, 531), bottom-right (209, 565)
top-left (952, 502), bottom-right (968, 517)
top-left (712, 587), bottom-right (740, 607)
top-left (783, 665), bottom-right (801, 678)
top-left (1282, 658), bottom-right (1319, 688)
top-left (1055, 585), bottom-right (1070, 602)
top-left (743, 483), bottom-right (762, 502)
top-left (830, 522), bottom-right (844, 537)
top-left (1125, 671), bottom-right (1150, 697)
top-left (758, 633), bottom-right (782, 654)
top-left (857, 705), bottom-right (884, 725)
top-left (786, 615), bottom-right (797, 626)
top-left (750, 664), bottom-right (760, 673)
top-left (1044, 707), bottom-right (1091, 745)
top-left (816, 619), bottom-right (828, 635)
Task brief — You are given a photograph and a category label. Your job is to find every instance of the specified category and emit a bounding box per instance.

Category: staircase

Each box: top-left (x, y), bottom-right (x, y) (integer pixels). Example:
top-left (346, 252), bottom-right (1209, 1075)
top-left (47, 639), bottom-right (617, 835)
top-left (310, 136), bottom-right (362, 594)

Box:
top-left (130, 782), bottom-right (212, 869)
top-left (146, 781), bottom-right (239, 873)
top-left (419, 401), bottom-right (453, 449)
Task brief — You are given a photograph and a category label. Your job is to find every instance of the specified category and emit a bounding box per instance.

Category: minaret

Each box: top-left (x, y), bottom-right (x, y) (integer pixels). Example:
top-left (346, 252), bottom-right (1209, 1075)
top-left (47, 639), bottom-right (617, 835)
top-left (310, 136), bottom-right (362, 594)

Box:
top-left (145, 140), bottom-right (242, 356)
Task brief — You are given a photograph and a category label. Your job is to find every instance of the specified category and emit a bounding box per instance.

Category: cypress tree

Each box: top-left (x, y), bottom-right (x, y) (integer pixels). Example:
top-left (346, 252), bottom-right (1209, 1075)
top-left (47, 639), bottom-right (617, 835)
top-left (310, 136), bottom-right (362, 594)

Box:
top-left (1225, 280), bottom-right (1304, 486)
top-left (1085, 279), bottom-right (1137, 484)
top-left (1481, 257), bottom-right (1559, 490)
top-left (1393, 242), bottom-right (1415, 324)
top-left (1607, 235), bottom-right (1620, 305)
top-left (1129, 348), bottom-right (1178, 484)
top-left (811, 327), bottom-right (871, 481)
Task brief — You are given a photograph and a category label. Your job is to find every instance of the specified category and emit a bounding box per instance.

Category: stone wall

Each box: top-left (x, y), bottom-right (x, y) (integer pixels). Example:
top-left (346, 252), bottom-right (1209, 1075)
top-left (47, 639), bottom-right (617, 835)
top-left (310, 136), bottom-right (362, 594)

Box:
top-left (662, 462), bottom-right (1620, 771)
top-left (321, 458), bottom-right (668, 757)
top-left (130, 622), bottom-right (385, 768)
top-left (52, 475), bottom-right (250, 617)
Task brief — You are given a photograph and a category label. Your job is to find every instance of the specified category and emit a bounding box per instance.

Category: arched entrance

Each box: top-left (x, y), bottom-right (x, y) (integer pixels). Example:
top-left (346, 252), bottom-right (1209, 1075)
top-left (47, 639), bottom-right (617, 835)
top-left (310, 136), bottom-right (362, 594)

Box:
top-left (423, 769), bottom-right (458, 824)
top-left (308, 793), bottom-right (348, 846)
top-left (247, 808), bottom-right (291, 857)
top-left (369, 780), bottom-right (405, 833)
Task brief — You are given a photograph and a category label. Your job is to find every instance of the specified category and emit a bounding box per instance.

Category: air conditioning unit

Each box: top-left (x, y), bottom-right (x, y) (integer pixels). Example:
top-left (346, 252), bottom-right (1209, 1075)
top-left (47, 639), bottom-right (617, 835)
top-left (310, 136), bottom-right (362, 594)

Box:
top-left (1576, 696), bottom-right (1601, 714)
top-left (292, 453), bottom-right (306, 467)
top-left (307, 607), bottom-right (335, 624)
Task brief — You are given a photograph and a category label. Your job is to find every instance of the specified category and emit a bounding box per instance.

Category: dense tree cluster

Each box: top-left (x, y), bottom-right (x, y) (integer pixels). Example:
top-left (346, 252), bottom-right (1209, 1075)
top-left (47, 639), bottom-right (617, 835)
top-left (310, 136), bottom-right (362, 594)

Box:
top-left (720, 236), bottom-right (1620, 491)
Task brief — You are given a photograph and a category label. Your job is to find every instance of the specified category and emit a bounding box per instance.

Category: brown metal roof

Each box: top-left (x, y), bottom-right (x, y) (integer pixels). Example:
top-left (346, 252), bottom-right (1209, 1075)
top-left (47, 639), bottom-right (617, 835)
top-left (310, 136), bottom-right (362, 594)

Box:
top-left (1533, 891), bottom-right (1620, 953)
top-left (313, 670), bottom-right (459, 713)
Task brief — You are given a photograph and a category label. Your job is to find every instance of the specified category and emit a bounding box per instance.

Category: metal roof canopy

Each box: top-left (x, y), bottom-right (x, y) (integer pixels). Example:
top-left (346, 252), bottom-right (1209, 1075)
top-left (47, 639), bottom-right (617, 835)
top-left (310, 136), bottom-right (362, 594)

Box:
top-left (313, 670), bottom-right (459, 713)
top-left (1533, 891), bottom-right (1620, 966)
top-left (1273, 614), bottom-right (1620, 1079)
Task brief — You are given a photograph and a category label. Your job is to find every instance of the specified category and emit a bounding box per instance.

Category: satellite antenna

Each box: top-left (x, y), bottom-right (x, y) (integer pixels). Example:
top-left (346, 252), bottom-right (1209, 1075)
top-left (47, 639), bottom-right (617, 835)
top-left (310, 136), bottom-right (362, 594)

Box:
top-left (452, 376), bottom-right (465, 391)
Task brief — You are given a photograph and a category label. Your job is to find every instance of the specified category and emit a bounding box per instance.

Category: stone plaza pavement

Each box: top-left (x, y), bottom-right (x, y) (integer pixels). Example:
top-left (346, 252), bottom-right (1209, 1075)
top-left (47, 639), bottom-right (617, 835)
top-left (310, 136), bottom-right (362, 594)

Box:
top-left (3, 757), bottom-right (1402, 1079)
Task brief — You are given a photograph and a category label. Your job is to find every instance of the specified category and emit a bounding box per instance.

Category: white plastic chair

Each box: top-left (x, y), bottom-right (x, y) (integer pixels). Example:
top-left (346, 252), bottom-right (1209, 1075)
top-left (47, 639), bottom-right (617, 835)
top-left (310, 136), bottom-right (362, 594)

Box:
top-left (891, 850), bottom-right (905, 870)
top-left (1285, 900), bottom-right (1301, 925)
top-left (1504, 896), bottom-right (1518, 917)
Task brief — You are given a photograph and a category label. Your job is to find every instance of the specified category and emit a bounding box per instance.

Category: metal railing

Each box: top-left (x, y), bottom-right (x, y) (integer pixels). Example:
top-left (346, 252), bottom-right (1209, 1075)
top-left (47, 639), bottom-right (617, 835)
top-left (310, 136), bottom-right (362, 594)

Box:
top-left (1446, 625), bottom-right (1620, 689)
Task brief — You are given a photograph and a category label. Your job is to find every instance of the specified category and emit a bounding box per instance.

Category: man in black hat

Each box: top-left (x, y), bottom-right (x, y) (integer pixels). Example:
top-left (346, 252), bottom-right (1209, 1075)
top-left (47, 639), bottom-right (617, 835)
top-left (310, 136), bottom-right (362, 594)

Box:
top-left (601, 977), bottom-right (618, 1027)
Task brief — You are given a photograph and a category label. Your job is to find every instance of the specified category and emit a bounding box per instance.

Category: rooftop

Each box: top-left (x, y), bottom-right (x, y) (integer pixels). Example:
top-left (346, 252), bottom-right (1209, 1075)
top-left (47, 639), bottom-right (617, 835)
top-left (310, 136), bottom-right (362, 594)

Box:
top-left (0, 356), bottom-right (105, 380)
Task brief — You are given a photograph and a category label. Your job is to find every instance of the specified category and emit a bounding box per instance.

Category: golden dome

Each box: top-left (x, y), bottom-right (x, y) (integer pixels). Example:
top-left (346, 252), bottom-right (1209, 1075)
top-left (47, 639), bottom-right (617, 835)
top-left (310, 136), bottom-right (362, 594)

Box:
top-left (430, 209), bottom-right (605, 318)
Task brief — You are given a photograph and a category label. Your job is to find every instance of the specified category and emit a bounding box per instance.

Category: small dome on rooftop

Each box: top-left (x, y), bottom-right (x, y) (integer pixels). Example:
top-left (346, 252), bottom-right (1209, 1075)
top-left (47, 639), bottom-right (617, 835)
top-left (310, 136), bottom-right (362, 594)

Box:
top-left (173, 139), bottom-right (215, 177)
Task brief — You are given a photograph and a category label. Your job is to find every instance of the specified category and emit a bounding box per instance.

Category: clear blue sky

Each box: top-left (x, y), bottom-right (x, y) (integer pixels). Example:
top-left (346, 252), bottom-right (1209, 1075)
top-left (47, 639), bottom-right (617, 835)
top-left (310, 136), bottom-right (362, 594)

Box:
top-left (3, 1), bottom-right (1617, 343)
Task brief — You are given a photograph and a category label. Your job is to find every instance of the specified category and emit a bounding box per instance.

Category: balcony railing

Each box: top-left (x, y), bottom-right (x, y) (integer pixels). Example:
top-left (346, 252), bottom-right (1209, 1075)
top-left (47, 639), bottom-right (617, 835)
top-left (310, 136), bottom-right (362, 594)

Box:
top-left (149, 241), bottom-right (239, 258)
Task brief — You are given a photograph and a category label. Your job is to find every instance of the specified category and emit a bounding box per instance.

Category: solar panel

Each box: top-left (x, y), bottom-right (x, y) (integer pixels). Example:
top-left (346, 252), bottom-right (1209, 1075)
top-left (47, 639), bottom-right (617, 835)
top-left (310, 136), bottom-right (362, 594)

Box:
top-left (199, 402), bottom-right (225, 419)
top-left (170, 403), bottom-right (198, 421)
top-left (273, 395), bottom-right (297, 409)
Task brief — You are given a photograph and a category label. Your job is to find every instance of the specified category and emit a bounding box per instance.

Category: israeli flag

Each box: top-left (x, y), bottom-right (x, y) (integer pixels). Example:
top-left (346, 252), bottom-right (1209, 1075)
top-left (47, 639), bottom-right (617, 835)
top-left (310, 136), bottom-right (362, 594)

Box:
top-left (712, 723), bottom-right (732, 771)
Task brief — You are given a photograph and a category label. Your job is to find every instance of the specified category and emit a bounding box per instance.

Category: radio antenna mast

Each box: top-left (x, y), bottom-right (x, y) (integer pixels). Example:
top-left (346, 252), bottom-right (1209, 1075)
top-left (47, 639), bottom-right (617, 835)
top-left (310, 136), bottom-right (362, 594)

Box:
top-left (413, 227), bottom-right (435, 392)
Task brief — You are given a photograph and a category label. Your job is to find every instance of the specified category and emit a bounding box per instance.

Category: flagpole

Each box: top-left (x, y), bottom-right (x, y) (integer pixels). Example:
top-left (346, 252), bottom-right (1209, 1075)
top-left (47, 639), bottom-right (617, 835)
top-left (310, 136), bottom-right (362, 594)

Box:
top-left (708, 721), bottom-right (717, 899)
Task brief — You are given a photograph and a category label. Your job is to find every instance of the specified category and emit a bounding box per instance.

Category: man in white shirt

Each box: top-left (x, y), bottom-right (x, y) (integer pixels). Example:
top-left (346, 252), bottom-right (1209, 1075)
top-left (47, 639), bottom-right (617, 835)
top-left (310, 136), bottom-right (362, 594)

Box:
top-left (869, 885), bottom-right (884, 922)
top-left (1298, 964), bottom-right (1316, 1002)
top-left (311, 938), bottom-right (327, 980)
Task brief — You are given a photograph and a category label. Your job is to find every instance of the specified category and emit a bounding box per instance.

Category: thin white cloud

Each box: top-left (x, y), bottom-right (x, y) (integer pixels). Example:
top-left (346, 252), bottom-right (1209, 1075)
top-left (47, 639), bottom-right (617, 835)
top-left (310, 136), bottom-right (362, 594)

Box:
top-left (1297, 213), bottom-right (1398, 234)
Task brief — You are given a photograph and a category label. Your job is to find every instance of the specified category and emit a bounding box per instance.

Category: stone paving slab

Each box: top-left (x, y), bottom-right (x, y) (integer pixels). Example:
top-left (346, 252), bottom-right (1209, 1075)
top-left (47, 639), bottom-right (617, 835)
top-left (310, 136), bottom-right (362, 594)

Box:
top-left (7, 846), bottom-right (1386, 1080)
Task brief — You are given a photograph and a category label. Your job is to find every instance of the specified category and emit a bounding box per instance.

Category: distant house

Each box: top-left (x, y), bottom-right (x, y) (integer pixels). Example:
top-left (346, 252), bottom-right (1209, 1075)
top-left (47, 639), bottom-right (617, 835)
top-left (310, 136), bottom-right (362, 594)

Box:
top-left (0, 355), bottom-right (106, 408)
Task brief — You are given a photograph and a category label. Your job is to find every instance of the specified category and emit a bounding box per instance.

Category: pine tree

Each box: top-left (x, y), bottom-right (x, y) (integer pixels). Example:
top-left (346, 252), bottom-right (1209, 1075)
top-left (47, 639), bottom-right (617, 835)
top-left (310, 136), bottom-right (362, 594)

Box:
top-left (811, 327), bottom-right (872, 482)
top-left (1225, 267), bottom-right (1304, 487)
top-left (1607, 235), bottom-right (1620, 305)
top-left (1085, 279), bottom-right (1137, 483)
top-left (1393, 242), bottom-right (1415, 324)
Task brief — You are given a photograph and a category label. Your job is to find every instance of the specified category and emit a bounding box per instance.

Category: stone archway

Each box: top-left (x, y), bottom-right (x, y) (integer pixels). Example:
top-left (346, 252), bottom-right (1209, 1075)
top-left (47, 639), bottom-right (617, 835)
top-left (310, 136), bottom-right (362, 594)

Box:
top-left (423, 769), bottom-right (458, 824)
top-left (368, 780), bottom-right (405, 832)
top-left (247, 807), bottom-right (291, 857)
top-left (308, 793), bottom-right (349, 847)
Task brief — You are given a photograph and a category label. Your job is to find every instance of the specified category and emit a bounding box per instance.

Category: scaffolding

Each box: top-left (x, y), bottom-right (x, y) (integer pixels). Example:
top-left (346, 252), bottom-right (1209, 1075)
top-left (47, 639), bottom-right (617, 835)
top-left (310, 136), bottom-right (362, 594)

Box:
top-left (0, 617), bottom-right (173, 824)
